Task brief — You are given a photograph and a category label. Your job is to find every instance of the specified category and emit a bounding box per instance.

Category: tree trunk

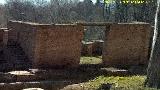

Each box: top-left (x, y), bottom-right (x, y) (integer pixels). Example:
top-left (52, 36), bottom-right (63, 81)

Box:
top-left (146, 0), bottom-right (160, 88)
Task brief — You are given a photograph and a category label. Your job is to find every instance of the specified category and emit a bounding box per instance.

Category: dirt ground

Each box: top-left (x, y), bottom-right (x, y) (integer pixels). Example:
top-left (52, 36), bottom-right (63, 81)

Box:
top-left (0, 63), bottom-right (147, 90)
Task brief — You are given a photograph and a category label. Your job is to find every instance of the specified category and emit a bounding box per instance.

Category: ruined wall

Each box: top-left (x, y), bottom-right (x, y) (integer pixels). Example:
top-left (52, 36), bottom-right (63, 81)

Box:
top-left (81, 40), bottom-right (104, 56)
top-left (0, 29), bottom-right (4, 50)
top-left (8, 21), bottom-right (37, 62)
top-left (0, 30), bottom-right (3, 44)
top-left (8, 21), bottom-right (152, 67)
top-left (7, 22), bottom-right (20, 42)
top-left (103, 23), bottom-right (152, 66)
top-left (92, 40), bottom-right (104, 56)
top-left (34, 25), bottom-right (83, 67)
top-left (81, 42), bottom-right (94, 56)
top-left (8, 21), bottom-right (83, 68)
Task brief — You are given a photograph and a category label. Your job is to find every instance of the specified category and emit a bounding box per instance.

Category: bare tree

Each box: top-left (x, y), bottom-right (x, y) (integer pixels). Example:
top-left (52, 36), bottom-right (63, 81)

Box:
top-left (0, 4), bottom-right (6, 27)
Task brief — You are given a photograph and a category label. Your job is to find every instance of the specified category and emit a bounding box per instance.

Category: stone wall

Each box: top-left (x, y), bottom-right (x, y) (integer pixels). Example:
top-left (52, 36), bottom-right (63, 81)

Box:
top-left (8, 21), bottom-right (37, 62)
top-left (0, 29), bottom-right (4, 50)
top-left (103, 23), bottom-right (152, 66)
top-left (8, 21), bottom-right (152, 67)
top-left (92, 40), bottom-right (104, 56)
top-left (81, 40), bottom-right (104, 56)
top-left (81, 42), bottom-right (94, 56)
top-left (34, 25), bottom-right (83, 67)
top-left (0, 28), bottom-right (8, 50)
top-left (8, 21), bottom-right (83, 68)
top-left (0, 29), bottom-right (3, 44)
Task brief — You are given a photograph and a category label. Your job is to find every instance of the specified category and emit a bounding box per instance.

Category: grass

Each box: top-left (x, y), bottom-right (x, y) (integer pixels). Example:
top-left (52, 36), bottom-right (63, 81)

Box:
top-left (75, 76), bottom-right (159, 90)
top-left (77, 56), bottom-right (159, 90)
top-left (85, 76), bottom-right (146, 90)
top-left (2, 56), bottom-right (158, 90)
top-left (80, 56), bottom-right (102, 64)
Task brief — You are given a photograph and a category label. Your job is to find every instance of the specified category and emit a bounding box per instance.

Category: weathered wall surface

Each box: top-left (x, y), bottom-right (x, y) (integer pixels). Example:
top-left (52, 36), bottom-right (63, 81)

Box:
top-left (8, 21), bottom-right (152, 67)
top-left (8, 21), bottom-right (37, 62)
top-left (81, 42), bottom-right (94, 56)
top-left (0, 30), bottom-right (3, 44)
top-left (34, 25), bottom-right (83, 67)
top-left (103, 24), bottom-right (152, 66)
top-left (8, 21), bottom-right (83, 68)
top-left (81, 40), bottom-right (104, 56)
top-left (0, 29), bottom-right (4, 50)
top-left (92, 40), bottom-right (104, 56)
top-left (8, 22), bottom-right (20, 42)
top-left (0, 28), bottom-right (9, 51)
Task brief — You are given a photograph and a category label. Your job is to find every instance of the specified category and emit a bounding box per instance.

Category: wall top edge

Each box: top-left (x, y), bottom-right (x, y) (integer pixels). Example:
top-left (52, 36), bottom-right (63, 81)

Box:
top-left (8, 20), bottom-right (150, 26)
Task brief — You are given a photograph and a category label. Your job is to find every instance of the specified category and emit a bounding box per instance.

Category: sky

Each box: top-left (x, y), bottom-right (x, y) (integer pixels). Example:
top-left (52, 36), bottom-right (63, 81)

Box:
top-left (0, 0), bottom-right (97, 4)
top-left (0, 0), bottom-right (5, 4)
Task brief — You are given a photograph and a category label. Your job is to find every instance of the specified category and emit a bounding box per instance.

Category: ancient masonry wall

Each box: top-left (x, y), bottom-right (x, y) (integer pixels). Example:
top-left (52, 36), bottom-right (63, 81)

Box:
top-left (0, 29), bottom-right (3, 44)
top-left (7, 21), bottom-right (152, 67)
top-left (8, 21), bottom-right (83, 67)
top-left (102, 23), bottom-right (152, 66)
top-left (0, 29), bottom-right (4, 49)
top-left (8, 21), bottom-right (36, 62)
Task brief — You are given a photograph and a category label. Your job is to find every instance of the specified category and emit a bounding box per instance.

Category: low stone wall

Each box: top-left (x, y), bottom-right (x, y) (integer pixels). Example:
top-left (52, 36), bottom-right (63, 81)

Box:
top-left (8, 21), bottom-right (83, 68)
top-left (81, 41), bottom-right (94, 56)
top-left (103, 23), bottom-right (152, 66)
top-left (92, 40), bottom-right (104, 56)
top-left (81, 40), bottom-right (104, 56)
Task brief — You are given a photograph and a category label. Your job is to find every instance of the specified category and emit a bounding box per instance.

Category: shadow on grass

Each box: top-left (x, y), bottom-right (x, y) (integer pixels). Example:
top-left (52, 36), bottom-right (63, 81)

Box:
top-left (0, 61), bottom-right (147, 90)
top-left (0, 41), bottom-right (148, 89)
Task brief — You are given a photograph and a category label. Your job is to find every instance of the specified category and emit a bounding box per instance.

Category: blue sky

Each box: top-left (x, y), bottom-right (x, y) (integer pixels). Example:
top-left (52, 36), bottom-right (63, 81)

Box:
top-left (0, 0), bottom-right (97, 4)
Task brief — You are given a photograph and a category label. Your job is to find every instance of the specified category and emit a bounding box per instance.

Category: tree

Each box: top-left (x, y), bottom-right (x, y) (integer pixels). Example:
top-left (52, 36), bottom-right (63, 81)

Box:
top-left (145, 0), bottom-right (160, 88)
top-left (0, 4), bottom-right (6, 27)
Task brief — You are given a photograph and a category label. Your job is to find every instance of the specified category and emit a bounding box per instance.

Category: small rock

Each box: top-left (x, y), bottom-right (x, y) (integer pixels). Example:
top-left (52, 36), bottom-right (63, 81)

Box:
top-left (23, 88), bottom-right (44, 90)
